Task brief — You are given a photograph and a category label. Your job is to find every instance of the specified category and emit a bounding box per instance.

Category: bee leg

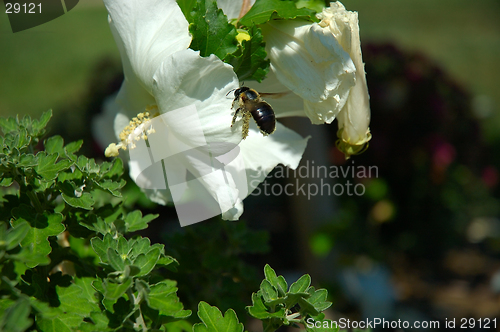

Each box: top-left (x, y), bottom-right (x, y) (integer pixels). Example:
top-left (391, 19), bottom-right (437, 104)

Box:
top-left (231, 108), bottom-right (241, 127)
top-left (241, 111), bottom-right (252, 139)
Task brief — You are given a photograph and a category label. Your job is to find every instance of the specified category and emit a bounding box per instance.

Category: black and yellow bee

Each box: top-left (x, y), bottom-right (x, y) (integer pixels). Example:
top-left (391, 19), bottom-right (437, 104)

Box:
top-left (230, 87), bottom-right (276, 139)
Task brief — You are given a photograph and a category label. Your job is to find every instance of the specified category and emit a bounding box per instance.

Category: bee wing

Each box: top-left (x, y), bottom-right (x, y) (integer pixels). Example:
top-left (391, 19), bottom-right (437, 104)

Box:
top-left (258, 91), bottom-right (291, 99)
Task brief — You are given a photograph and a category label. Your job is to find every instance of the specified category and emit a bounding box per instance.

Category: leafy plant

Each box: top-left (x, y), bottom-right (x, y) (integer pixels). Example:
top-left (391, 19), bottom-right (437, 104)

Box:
top-left (0, 112), bottom-right (349, 331)
top-left (0, 111), bottom-right (188, 331)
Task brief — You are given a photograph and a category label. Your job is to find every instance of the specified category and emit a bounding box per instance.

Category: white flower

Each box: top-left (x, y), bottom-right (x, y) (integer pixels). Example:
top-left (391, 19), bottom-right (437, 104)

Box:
top-left (93, 0), bottom-right (308, 225)
top-left (317, 2), bottom-right (371, 158)
top-left (221, 0), bottom-right (371, 159)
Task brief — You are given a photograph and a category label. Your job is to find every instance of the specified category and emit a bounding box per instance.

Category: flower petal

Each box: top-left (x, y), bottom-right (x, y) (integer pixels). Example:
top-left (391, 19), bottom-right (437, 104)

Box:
top-left (236, 121), bottom-right (309, 195)
top-left (104, 0), bottom-right (191, 93)
top-left (152, 49), bottom-right (241, 154)
top-left (217, 0), bottom-right (256, 20)
top-left (318, 2), bottom-right (371, 154)
top-left (261, 20), bottom-right (355, 124)
top-left (247, 69), bottom-right (307, 119)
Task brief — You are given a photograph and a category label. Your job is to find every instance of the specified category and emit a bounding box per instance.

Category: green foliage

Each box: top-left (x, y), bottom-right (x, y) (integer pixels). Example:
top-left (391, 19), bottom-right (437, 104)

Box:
top-left (181, 0), bottom-right (270, 82)
top-left (188, 0), bottom-right (238, 61)
top-left (0, 111), bottom-right (337, 332)
top-left (193, 302), bottom-right (244, 332)
top-left (239, 0), bottom-right (317, 27)
top-left (246, 264), bottom-right (333, 332)
top-left (0, 111), bottom-right (189, 331)
top-left (225, 26), bottom-right (270, 82)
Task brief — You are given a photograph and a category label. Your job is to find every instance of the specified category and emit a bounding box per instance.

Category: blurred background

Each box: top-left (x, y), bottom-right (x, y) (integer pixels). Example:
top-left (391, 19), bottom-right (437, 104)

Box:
top-left (1, 0), bottom-right (500, 330)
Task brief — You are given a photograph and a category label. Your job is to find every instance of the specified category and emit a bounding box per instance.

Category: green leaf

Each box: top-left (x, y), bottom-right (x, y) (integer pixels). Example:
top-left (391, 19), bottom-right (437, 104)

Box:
top-left (263, 264), bottom-right (287, 294)
top-left (64, 140), bottom-right (83, 159)
top-left (36, 317), bottom-right (73, 332)
top-left (59, 181), bottom-right (95, 210)
top-left (225, 25), bottom-right (269, 82)
top-left (73, 277), bottom-right (100, 306)
top-left (35, 152), bottom-right (72, 180)
top-left (246, 292), bottom-right (286, 320)
top-left (11, 209), bottom-right (65, 268)
top-left (134, 247), bottom-right (161, 276)
top-left (5, 220), bottom-right (30, 250)
top-left (193, 302), bottom-right (244, 332)
top-left (0, 297), bottom-right (32, 332)
top-left (0, 116), bottom-right (19, 134)
top-left (107, 248), bottom-right (126, 271)
top-left (91, 233), bottom-right (115, 263)
top-left (125, 211), bottom-right (158, 232)
top-left (239, 0), bottom-right (317, 26)
top-left (147, 281), bottom-right (184, 316)
top-left (32, 110), bottom-right (52, 135)
top-left (57, 283), bottom-right (99, 318)
top-left (77, 312), bottom-right (109, 332)
top-left (44, 136), bottom-right (65, 156)
top-left (298, 297), bottom-right (319, 316)
top-left (103, 278), bottom-right (133, 300)
top-left (289, 274), bottom-right (311, 293)
top-left (99, 157), bottom-right (123, 178)
top-left (94, 178), bottom-right (125, 197)
top-left (260, 279), bottom-right (278, 303)
top-left (189, 0), bottom-right (238, 61)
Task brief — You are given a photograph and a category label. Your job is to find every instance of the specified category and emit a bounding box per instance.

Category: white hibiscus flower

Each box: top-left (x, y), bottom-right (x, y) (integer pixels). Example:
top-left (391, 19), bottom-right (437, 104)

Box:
top-left (93, 0), bottom-right (308, 226)
top-left (219, 0), bottom-right (371, 159)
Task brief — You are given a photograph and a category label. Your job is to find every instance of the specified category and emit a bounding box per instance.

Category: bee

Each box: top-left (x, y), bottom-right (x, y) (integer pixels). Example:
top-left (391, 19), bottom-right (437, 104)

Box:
top-left (230, 87), bottom-right (276, 139)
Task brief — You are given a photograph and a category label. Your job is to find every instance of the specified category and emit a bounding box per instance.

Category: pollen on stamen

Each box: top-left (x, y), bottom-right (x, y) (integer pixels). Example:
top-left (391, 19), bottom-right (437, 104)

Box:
top-left (104, 109), bottom-right (157, 158)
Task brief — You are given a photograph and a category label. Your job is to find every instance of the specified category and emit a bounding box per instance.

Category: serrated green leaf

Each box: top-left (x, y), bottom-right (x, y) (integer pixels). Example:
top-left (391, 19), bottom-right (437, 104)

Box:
top-left (11, 210), bottom-right (65, 268)
top-left (260, 279), bottom-right (278, 303)
top-left (64, 140), bottom-right (83, 156)
top-left (264, 264), bottom-right (288, 294)
top-left (239, 0), bottom-right (317, 26)
top-left (129, 236), bottom-right (151, 256)
top-left (226, 25), bottom-right (269, 82)
top-left (35, 152), bottom-right (72, 180)
top-left (44, 136), bottom-right (65, 156)
top-left (94, 178), bottom-right (125, 197)
top-left (246, 292), bottom-right (286, 320)
top-left (59, 181), bottom-right (95, 210)
top-left (103, 278), bottom-right (133, 300)
top-left (77, 311), bottom-right (109, 332)
top-left (309, 288), bottom-right (327, 304)
top-left (0, 297), bottom-right (32, 332)
top-left (73, 277), bottom-right (100, 306)
top-left (0, 177), bottom-right (13, 187)
top-left (116, 236), bottom-right (129, 256)
top-left (163, 320), bottom-right (193, 332)
top-left (36, 317), bottom-right (73, 332)
top-left (134, 247), bottom-right (161, 276)
top-left (178, 0), bottom-right (197, 21)
top-left (107, 247), bottom-right (126, 271)
top-left (289, 274), bottom-right (311, 293)
top-left (57, 283), bottom-right (99, 318)
top-left (18, 153), bottom-right (37, 167)
top-left (193, 302), bottom-right (244, 332)
top-left (15, 128), bottom-right (30, 149)
top-left (125, 211), bottom-right (158, 232)
top-left (100, 157), bottom-right (123, 178)
top-left (6, 220), bottom-right (30, 250)
top-left (189, 0), bottom-right (238, 61)
top-left (32, 110), bottom-right (52, 135)
top-left (0, 116), bottom-right (18, 134)
top-left (298, 297), bottom-right (319, 316)
top-left (90, 236), bottom-right (108, 263)
top-left (313, 301), bottom-right (332, 312)
top-left (147, 281), bottom-right (184, 316)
